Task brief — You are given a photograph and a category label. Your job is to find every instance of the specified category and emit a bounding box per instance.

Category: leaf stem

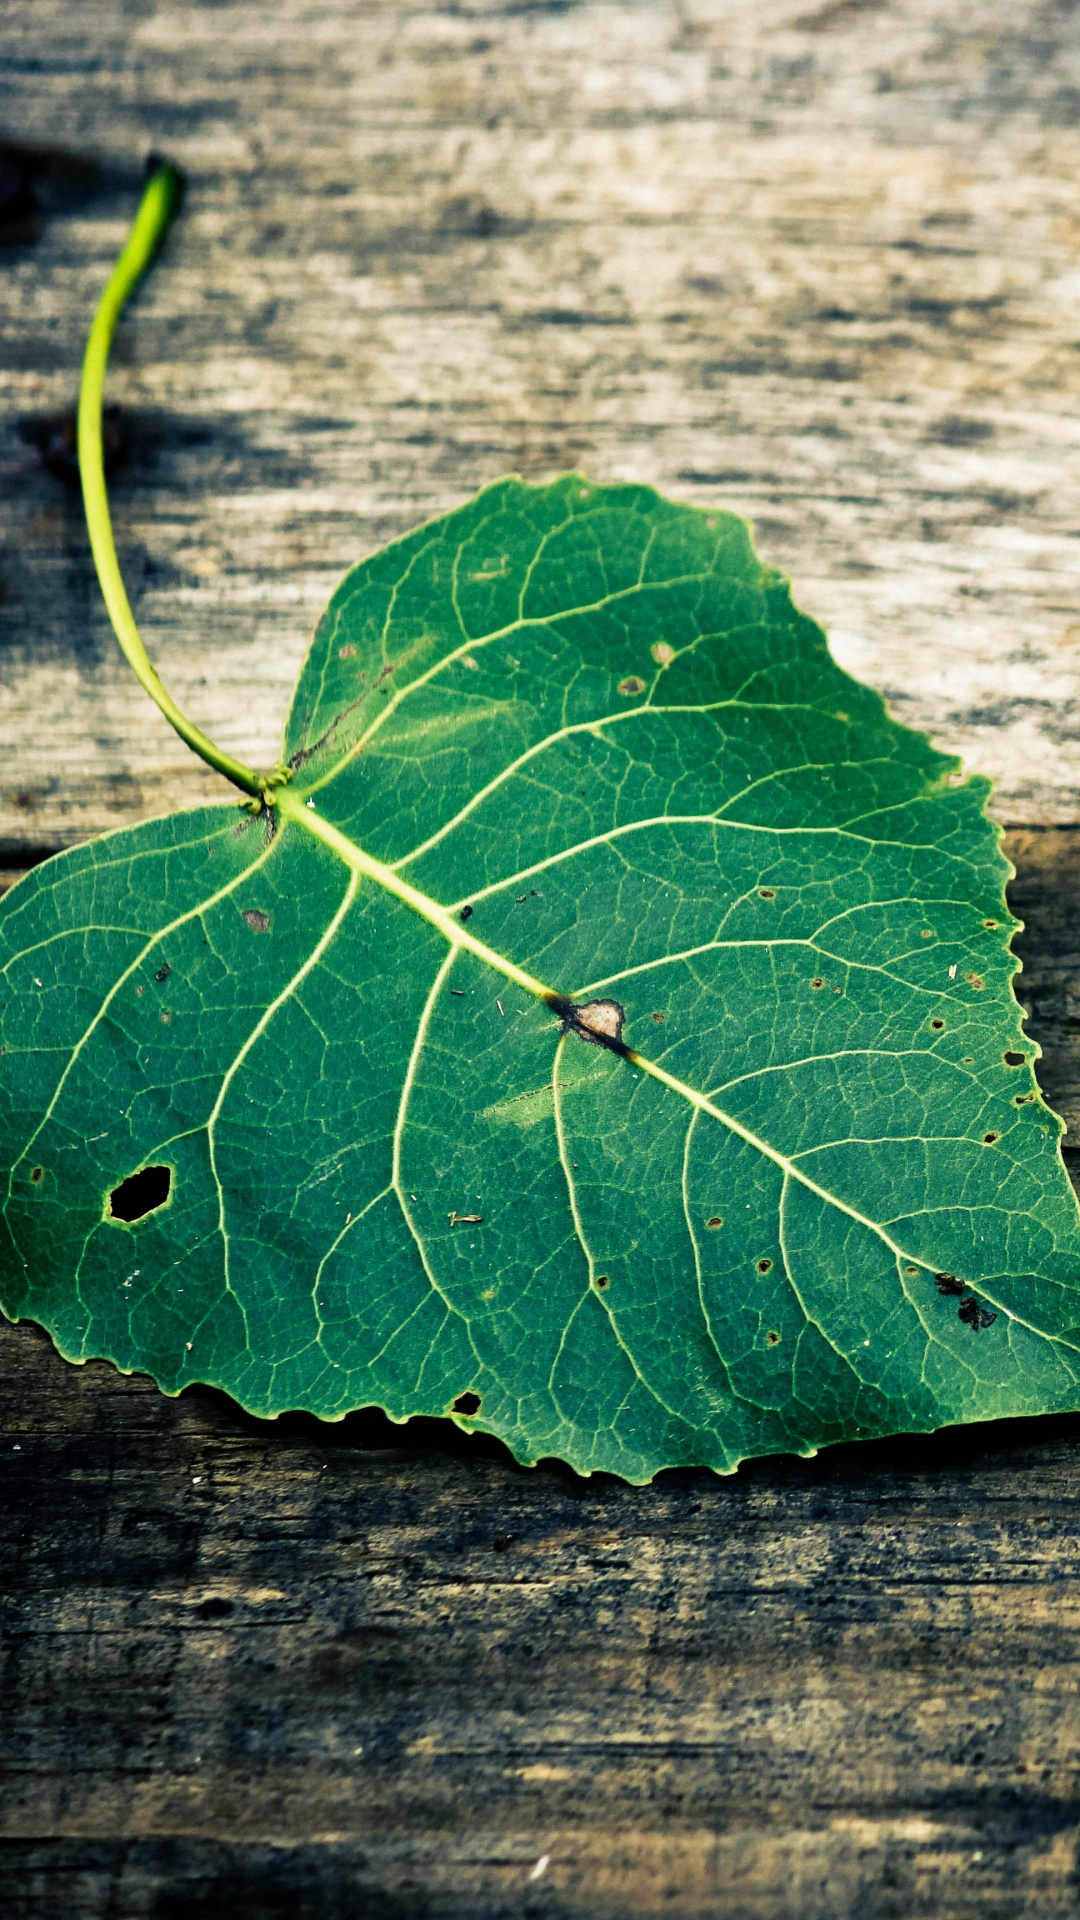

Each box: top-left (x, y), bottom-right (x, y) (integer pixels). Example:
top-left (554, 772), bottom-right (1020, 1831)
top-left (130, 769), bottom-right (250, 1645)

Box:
top-left (77, 159), bottom-right (265, 800)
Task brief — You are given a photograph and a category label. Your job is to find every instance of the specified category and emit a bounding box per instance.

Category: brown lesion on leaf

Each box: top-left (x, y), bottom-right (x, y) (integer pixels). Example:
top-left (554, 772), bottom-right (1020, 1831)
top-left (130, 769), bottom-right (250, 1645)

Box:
top-left (546, 993), bottom-right (629, 1056)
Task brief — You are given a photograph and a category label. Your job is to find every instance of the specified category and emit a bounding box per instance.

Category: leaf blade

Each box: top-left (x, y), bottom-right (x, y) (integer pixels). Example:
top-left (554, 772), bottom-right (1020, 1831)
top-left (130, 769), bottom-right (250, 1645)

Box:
top-left (4, 476), bottom-right (1080, 1479)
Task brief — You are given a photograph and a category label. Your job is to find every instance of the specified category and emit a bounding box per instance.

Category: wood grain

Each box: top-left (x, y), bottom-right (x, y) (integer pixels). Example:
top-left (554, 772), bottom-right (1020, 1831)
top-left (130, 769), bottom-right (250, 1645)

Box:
top-left (6, 2), bottom-right (1080, 1915)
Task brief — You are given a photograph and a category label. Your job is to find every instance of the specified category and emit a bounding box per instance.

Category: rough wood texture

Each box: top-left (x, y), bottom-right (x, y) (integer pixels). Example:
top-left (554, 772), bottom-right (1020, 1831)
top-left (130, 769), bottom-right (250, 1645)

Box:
top-left (6, 2), bottom-right (1080, 1915)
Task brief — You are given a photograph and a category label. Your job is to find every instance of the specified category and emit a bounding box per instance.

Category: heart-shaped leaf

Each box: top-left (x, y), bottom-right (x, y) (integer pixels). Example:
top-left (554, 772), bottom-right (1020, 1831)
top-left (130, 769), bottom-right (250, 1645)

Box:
top-left (4, 476), bottom-right (1080, 1479)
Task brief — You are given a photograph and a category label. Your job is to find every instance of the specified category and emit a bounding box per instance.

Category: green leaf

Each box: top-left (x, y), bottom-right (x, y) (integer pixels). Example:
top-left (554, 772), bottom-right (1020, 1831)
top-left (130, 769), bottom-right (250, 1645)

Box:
top-left (4, 475), bottom-right (1080, 1481)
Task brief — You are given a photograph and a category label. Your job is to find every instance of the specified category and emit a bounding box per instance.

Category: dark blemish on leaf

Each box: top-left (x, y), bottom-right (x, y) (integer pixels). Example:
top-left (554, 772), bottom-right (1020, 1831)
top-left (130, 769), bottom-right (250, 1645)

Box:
top-left (20, 404), bottom-right (128, 489)
top-left (617, 676), bottom-right (646, 696)
top-left (757, 1257), bottom-right (773, 1274)
top-left (108, 1164), bottom-right (172, 1224)
top-left (242, 909), bottom-right (271, 934)
top-left (376, 662), bottom-right (396, 688)
top-left (460, 905), bottom-right (474, 921)
top-left (516, 895), bottom-right (527, 904)
top-left (931, 1019), bottom-right (945, 1030)
top-left (706, 1216), bottom-right (723, 1229)
top-left (595, 1274), bottom-right (610, 1289)
top-left (448, 1211), bottom-right (483, 1225)
top-left (905, 1265), bottom-right (919, 1276)
top-left (196, 1597), bottom-right (234, 1620)
top-left (1015, 1093), bottom-right (1034, 1105)
top-left (1004, 1051), bottom-right (1025, 1067)
top-left (766, 1330), bottom-right (780, 1345)
top-left (983, 919), bottom-right (998, 930)
top-left (452, 1391), bottom-right (481, 1416)
top-left (983, 1132), bottom-right (1000, 1145)
top-left (967, 973), bottom-right (985, 990)
top-left (811, 977), bottom-right (824, 990)
top-left (958, 1297), bottom-right (997, 1331)
top-left (759, 888), bottom-right (776, 899)
top-left (547, 994), bottom-right (628, 1055)
top-left (154, 962), bottom-right (171, 983)
top-left (935, 1273), bottom-right (965, 1296)
top-left (338, 644), bottom-right (356, 658)
top-left (29, 1166), bottom-right (43, 1185)
top-left (651, 1012), bottom-right (665, 1023)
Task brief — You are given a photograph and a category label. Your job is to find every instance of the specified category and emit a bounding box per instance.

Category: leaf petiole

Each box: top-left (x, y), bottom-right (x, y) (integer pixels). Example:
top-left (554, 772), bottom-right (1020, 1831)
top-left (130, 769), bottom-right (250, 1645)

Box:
top-left (77, 159), bottom-right (268, 802)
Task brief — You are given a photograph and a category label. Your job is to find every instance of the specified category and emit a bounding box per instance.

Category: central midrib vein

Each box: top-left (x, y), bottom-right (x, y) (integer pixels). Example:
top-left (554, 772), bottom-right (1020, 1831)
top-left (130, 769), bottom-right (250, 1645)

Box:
top-left (277, 787), bottom-right (1038, 1340)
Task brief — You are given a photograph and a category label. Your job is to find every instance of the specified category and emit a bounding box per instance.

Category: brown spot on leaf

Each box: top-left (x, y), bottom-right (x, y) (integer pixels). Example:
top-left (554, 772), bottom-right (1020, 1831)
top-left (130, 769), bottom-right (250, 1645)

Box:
top-left (570, 999), bottom-right (624, 1047)
top-left (651, 642), bottom-right (675, 665)
top-left (958, 1297), bottom-right (997, 1331)
top-left (617, 676), bottom-right (646, 696)
top-left (706, 1216), bottom-right (723, 1229)
top-left (242, 909), bottom-right (270, 934)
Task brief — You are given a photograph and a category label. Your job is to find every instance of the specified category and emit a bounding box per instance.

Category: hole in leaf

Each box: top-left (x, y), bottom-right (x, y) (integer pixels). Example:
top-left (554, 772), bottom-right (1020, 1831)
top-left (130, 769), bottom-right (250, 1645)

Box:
top-left (935, 1272), bottom-right (965, 1297)
top-left (905, 1265), bottom-right (919, 1276)
top-left (757, 1257), bottom-right (773, 1274)
top-left (108, 1164), bottom-right (172, 1223)
top-left (196, 1596), bottom-right (234, 1619)
top-left (460, 905), bottom-right (474, 921)
top-left (1004, 1051), bottom-right (1025, 1067)
top-left (29, 1165), bottom-right (44, 1184)
top-left (758, 887), bottom-right (776, 899)
top-left (617, 675), bottom-right (646, 696)
top-left (983, 919), bottom-right (998, 930)
top-left (1015, 1093), bottom-right (1033, 1106)
top-left (982, 1132), bottom-right (999, 1146)
top-left (452, 1391), bottom-right (481, 1417)
top-left (766, 1329), bottom-right (780, 1345)
top-left (242, 908), bottom-right (270, 934)
top-left (154, 961), bottom-right (171, 983)
top-left (595, 1274), bottom-right (610, 1289)
top-left (810, 977), bottom-right (824, 990)
top-left (931, 1019), bottom-right (945, 1030)
top-left (705, 1216), bottom-right (723, 1229)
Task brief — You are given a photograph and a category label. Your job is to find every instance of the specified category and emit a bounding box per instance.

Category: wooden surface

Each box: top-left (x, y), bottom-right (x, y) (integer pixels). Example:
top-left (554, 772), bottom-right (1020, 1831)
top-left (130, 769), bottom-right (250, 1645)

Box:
top-left (6, 2), bottom-right (1080, 1914)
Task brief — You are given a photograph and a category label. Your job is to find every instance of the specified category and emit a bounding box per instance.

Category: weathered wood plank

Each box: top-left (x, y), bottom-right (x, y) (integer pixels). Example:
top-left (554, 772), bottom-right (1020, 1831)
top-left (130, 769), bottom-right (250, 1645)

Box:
top-left (6, 1302), bottom-right (1080, 1919)
top-left (4, 0), bottom-right (1080, 852)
